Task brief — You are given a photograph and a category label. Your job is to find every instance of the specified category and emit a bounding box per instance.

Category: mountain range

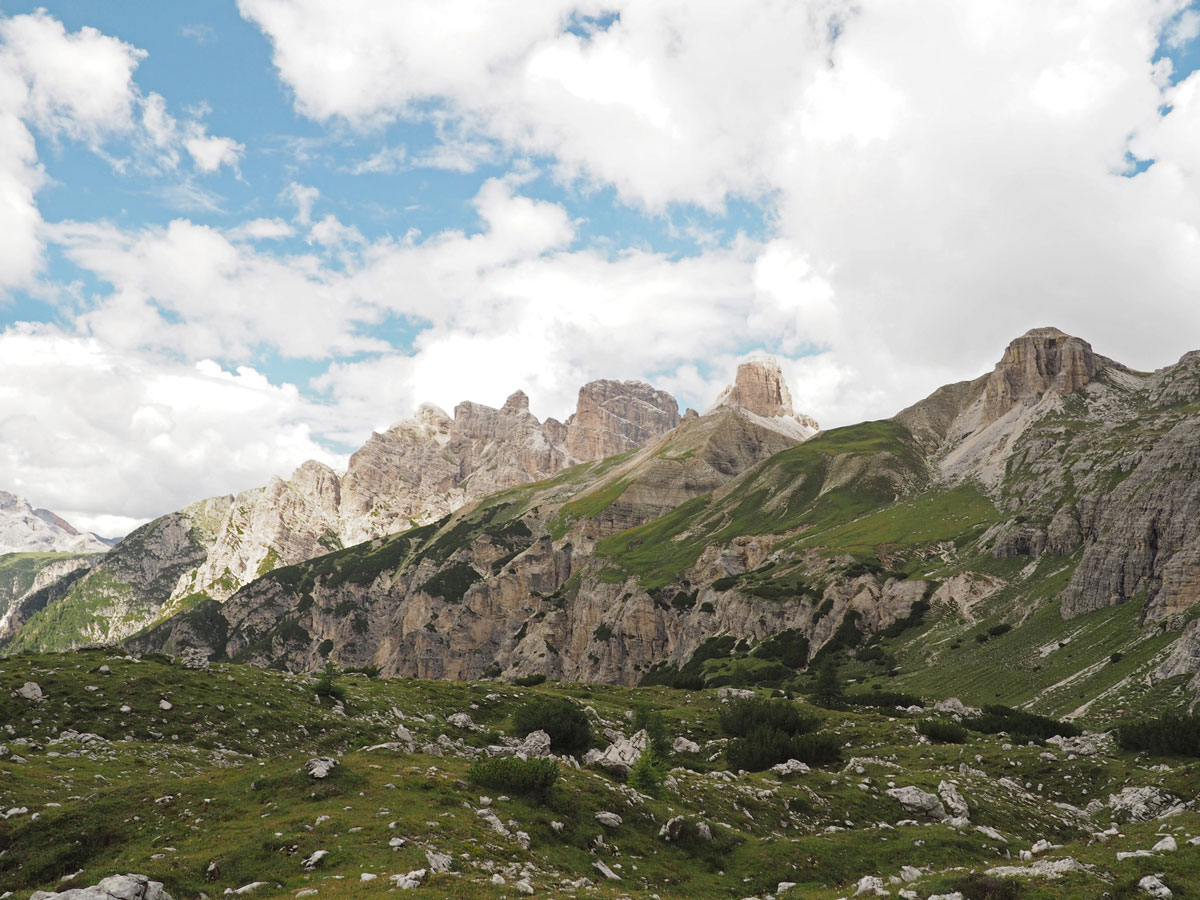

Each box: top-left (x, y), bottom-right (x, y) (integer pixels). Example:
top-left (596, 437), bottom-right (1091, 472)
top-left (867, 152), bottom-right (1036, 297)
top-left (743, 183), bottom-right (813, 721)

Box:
top-left (4, 327), bottom-right (1200, 718)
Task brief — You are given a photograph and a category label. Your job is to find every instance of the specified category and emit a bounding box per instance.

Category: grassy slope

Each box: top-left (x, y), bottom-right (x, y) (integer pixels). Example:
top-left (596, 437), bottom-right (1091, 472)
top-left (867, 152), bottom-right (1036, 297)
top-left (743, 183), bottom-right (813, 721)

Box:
top-left (1, 652), bottom-right (1199, 900)
top-left (595, 420), bottom-right (927, 588)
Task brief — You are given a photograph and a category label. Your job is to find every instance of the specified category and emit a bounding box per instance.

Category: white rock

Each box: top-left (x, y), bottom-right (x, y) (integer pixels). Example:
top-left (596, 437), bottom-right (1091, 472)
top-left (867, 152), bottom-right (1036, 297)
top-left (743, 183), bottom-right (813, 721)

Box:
top-left (448, 712), bottom-right (476, 730)
top-left (302, 850), bottom-right (328, 870)
top-left (1152, 835), bottom-right (1177, 853)
top-left (158, 700), bottom-right (172, 711)
top-left (985, 857), bottom-right (1085, 879)
top-left (305, 757), bottom-right (338, 779)
top-left (974, 825), bottom-right (1007, 843)
top-left (15, 682), bottom-right (43, 702)
top-left (770, 759), bottom-right (811, 777)
top-left (1139, 875), bottom-right (1173, 898)
top-left (1108, 786), bottom-right (1185, 823)
top-left (593, 860), bottom-right (621, 881)
top-left (515, 879), bottom-right (534, 895)
top-left (588, 730), bottom-right (648, 776)
top-left (30, 874), bottom-right (172, 900)
top-left (425, 851), bottom-right (451, 873)
top-left (777, 882), bottom-right (797, 894)
top-left (853, 874), bottom-right (886, 895)
top-left (224, 882), bottom-right (267, 895)
top-left (595, 811), bottom-right (623, 828)
top-left (390, 869), bottom-right (426, 890)
top-left (359, 873), bottom-right (376, 882)
top-left (673, 737), bottom-right (701, 754)
top-left (886, 786), bottom-right (947, 821)
top-left (491, 875), bottom-right (506, 885)
top-left (717, 687), bottom-right (755, 700)
top-left (517, 730), bottom-right (552, 758)
top-left (937, 781), bottom-right (969, 820)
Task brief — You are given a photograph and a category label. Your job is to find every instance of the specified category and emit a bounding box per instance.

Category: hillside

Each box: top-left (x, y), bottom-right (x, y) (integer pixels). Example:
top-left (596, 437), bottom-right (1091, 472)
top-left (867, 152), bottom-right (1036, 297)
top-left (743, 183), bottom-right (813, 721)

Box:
top-left (2, 650), bottom-right (1199, 900)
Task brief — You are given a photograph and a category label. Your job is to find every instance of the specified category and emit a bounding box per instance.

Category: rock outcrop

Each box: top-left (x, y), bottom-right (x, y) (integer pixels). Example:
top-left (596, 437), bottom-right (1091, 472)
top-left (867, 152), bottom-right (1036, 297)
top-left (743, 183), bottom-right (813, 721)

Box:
top-left (707, 357), bottom-right (819, 439)
top-left (564, 380), bottom-right (680, 460)
top-left (982, 327), bottom-right (1099, 422)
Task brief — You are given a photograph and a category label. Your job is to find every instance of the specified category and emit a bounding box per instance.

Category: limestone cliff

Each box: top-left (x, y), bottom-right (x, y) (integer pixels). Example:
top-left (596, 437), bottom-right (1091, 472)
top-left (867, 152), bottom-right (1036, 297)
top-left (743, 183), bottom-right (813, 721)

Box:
top-left (0, 491), bottom-right (114, 554)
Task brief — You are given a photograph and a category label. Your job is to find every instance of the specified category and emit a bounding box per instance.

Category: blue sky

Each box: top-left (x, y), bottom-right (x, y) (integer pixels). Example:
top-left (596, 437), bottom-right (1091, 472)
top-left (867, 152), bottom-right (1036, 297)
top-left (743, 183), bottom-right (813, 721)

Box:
top-left (1, 1), bottom-right (1199, 533)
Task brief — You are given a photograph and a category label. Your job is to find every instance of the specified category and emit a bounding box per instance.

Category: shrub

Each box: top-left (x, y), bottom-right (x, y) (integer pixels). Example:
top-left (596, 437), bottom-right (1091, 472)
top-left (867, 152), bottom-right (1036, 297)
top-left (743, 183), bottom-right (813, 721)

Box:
top-left (633, 704), bottom-right (671, 757)
top-left (627, 749), bottom-right (668, 795)
top-left (313, 662), bottom-right (346, 704)
top-left (965, 705), bottom-right (1079, 741)
top-left (811, 657), bottom-right (846, 709)
top-left (726, 727), bottom-right (842, 771)
top-left (467, 756), bottom-right (558, 800)
top-left (1110, 652), bottom-right (1124, 664)
top-left (1116, 712), bottom-right (1200, 758)
top-left (918, 718), bottom-right (968, 744)
top-left (846, 690), bottom-right (923, 709)
top-left (753, 628), bottom-right (810, 668)
top-left (512, 698), bottom-right (591, 755)
top-left (952, 874), bottom-right (1024, 899)
top-left (987, 623), bottom-right (1013, 637)
top-left (718, 699), bottom-right (818, 738)
top-left (513, 673), bottom-right (547, 687)
top-left (593, 623), bottom-right (614, 641)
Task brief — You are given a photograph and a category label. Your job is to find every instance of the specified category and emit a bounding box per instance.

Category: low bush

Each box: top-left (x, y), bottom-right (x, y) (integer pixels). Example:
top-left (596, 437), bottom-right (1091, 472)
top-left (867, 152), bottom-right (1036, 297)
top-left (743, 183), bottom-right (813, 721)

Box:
top-left (1116, 712), bottom-right (1200, 757)
top-left (846, 690), bottom-right (923, 709)
top-left (513, 673), bottom-right (547, 687)
top-left (512, 698), bottom-right (591, 755)
top-left (918, 718), bottom-right (968, 744)
top-left (952, 873), bottom-right (1024, 899)
top-left (964, 705), bottom-right (1079, 741)
top-left (726, 727), bottom-right (841, 771)
top-left (467, 756), bottom-right (558, 800)
top-left (718, 698), bottom-right (818, 738)
top-left (627, 749), bottom-right (668, 795)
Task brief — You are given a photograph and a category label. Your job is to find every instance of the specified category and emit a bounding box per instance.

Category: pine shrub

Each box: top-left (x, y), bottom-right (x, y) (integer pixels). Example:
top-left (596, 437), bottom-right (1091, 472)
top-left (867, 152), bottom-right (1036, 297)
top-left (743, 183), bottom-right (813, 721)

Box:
top-left (467, 756), bottom-right (558, 800)
top-left (512, 698), bottom-right (591, 755)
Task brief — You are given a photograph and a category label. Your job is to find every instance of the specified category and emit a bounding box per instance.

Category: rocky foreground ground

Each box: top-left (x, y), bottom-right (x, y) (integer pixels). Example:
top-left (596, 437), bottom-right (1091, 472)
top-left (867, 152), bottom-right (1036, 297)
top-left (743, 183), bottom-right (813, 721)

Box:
top-left (1, 650), bottom-right (1198, 900)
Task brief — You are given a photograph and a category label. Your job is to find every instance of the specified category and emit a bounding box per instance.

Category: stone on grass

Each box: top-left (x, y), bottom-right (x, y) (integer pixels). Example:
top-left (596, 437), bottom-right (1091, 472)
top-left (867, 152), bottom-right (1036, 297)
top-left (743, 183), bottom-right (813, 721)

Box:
top-left (305, 757), bottom-right (338, 779)
top-left (595, 811), bottom-right (623, 828)
top-left (30, 874), bottom-right (171, 900)
top-left (886, 786), bottom-right (947, 821)
top-left (302, 850), bottom-right (328, 870)
top-left (390, 870), bottom-right (426, 890)
top-left (1139, 875), bottom-right (1173, 898)
top-left (15, 682), bottom-right (43, 702)
top-left (425, 850), bottom-right (452, 873)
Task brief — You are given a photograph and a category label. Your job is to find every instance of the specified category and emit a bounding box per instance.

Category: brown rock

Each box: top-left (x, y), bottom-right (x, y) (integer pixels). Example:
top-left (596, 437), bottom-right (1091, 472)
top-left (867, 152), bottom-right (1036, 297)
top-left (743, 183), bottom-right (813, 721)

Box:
top-left (983, 327), bottom-right (1099, 421)
top-left (565, 380), bottom-right (680, 461)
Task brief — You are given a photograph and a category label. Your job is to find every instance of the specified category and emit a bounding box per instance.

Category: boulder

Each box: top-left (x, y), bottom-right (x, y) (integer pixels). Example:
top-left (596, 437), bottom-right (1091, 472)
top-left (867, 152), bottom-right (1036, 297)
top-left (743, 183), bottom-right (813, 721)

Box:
top-left (1139, 875), bottom-right (1173, 898)
top-left (586, 730), bottom-right (647, 776)
top-left (305, 757), bottom-right (339, 779)
top-left (886, 786), bottom-right (947, 821)
top-left (595, 811), bottom-right (623, 828)
top-left (15, 682), bottom-right (43, 702)
top-left (30, 875), bottom-right (171, 900)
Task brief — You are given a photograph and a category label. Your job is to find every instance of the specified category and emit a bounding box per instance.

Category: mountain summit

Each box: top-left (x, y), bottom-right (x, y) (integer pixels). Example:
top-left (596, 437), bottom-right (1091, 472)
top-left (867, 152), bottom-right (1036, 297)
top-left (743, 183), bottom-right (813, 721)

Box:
top-left (707, 357), bottom-right (819, 440)
top-left (0, 491), bottom-right (114, 554)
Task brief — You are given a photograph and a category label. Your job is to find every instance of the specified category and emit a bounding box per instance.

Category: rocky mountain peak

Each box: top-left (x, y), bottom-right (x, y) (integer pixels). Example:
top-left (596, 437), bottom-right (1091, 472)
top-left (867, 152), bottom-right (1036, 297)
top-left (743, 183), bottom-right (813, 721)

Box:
top-left (719, 357), bottom-right (795, 417)
top-left (502, 390), bottom-right (531, 414)
top-left (983, 327), bottom-right (1099, 421)
top-left (0, 491), bottom-right (114, 554)
top-left (565, 379), bottom-right (680, 460)
top-left (705, 356), bottom-right (819, 439)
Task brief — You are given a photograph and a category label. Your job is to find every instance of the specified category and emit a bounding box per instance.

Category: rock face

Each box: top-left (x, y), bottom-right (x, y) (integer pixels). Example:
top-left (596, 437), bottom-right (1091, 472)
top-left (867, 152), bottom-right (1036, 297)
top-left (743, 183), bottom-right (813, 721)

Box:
top-left (982, 327), bottom-right (1099, 422)
top-left (0, 491), bottom-right (115, 554)
top-left (564, 380), bottom-right (680, 461)
top-left (178, 380), bottom-right (680, 604)
top-left (4, 377), bottom-right (679, 650)
top-left (707, 357), bottom-right (819, 439)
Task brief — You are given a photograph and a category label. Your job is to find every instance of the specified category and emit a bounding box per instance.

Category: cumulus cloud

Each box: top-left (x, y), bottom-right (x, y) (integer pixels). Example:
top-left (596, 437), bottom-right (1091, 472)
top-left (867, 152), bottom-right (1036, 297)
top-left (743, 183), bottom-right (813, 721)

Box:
top-left (239, 0), bottom-right (1200, 416)
top-left (0, 324), bottom-right (342, 531)
top-left (0, 10), bottom-right (243, 292)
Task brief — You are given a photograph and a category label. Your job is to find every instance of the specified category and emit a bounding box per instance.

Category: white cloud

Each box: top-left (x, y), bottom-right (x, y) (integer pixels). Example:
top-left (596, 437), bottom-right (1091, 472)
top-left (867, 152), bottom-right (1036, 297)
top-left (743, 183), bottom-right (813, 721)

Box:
top-left (0, 324), bottom-right (342, 526)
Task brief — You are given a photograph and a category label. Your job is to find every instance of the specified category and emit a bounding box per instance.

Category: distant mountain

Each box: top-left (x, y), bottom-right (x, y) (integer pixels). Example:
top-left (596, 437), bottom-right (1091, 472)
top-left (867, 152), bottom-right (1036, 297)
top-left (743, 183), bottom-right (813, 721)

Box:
top-left (0, 376), bottom-right (690, 651)
top-left (0, 491), bottom-right (116, 554)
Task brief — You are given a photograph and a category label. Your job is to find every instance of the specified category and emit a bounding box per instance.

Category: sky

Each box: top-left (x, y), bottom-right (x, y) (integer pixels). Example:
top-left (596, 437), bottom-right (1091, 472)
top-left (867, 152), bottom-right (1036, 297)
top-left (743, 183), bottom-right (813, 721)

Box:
top-left (2, 1), bottom-right (1200, 536)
